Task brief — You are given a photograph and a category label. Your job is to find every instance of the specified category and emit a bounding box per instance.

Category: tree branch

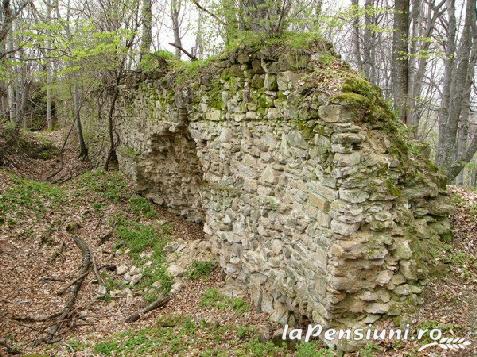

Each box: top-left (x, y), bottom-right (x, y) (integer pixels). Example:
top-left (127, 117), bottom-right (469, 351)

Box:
top-left (189, 0), bottom-right (225, 25)
top-left (168, 42), bottom-right (197, 61)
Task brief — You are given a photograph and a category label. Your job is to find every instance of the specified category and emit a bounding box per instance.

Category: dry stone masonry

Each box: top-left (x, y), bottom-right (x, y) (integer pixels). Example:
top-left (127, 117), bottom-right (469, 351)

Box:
top-left (114, 37), bottom-right (452, 332)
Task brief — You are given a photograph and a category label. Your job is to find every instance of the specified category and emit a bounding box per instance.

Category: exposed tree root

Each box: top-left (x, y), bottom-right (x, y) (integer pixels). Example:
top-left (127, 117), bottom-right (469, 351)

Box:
top-left (91, 253), bottom-right (105, 289)
top-left (39, 236), bottom-right (92, 344)
top-left (125, 293), bottom-right (171, 323)
top-left (47, 121), bottom-right (75, 181)
top-left (12, 312), bottom-right (62, 324)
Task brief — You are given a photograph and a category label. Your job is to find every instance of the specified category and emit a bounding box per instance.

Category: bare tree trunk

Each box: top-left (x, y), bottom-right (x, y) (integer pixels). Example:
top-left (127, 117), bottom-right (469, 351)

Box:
top-left (171, 0), bottom-right (182, 58)
top-left (363, 0), bottom-right (375, 83)
top-left (139, 0), bottom-right (152, 60)
top-left (436, 0), bottom-right (477, 179)
top-left (17, 49), bottom-right (28, 129)
top-left (46, 0), bottom-right (53, 130)
top-left (6, 18), bottom-right (15, 124)
top-left (351, 0), bottom-right (363, 71)
top-left (73, 83), bottom-right (88, 160)
top-left (436, 0), bottom-right (456, 167)
top-left (104, 86), bottom-right (119, 170)
top-left (391, 0), bottom-right (410, 124)
top-left (192, 10), bottom-right (203, 59)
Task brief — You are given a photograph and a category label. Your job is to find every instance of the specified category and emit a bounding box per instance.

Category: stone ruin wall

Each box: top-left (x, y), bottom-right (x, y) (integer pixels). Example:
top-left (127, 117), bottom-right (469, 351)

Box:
top-left (114, 41), bottom-right (452, 331)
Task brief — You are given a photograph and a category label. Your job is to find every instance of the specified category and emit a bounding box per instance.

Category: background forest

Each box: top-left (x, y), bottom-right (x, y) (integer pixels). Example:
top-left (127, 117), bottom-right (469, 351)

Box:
top-left (0, 0), bottom-right (476, 184)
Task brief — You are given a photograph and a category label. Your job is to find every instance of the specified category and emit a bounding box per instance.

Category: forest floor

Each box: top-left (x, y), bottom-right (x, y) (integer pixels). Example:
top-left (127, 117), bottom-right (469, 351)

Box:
top-left (0, 128), bottom-right (476, 357)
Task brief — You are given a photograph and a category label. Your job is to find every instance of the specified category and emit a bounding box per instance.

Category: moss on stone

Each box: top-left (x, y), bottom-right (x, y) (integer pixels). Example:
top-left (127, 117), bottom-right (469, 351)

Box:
top-left (385, 178), bottom-right (401, 197)
top-left (332, 92), bottom-right (369, 106)
top-left (207, 79), bottom-right (224, 110)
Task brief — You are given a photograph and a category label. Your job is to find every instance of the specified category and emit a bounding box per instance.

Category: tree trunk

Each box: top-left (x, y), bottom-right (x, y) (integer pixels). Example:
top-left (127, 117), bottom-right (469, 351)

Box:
top-left (436, 0), bottom-right (477, 179)
top-left (351, 0), bottom-right (363, 71)
top-left (6, 18), bottom-right (15, 124)
top-left (363, 0), bottom-right (375, 83)
top-left (104, 86), bottom-right (119, 170)
top-left (171, 0), bottom-right (182, 59)
top-left (391, 0), bottom-right (410, 124)
top-left (192, 11), bottom-right (204, 59)
top-left (46, 0), bottom-right (53, 130)
top-left (139, 0), bottom-right (152, 60)
top-left (73, 83), bottom-right (88, 160)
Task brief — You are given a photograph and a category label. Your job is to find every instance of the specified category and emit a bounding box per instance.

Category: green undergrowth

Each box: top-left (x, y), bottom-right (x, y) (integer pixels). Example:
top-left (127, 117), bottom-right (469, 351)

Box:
top-left (199, 288), bottom-right (249, 313)
top-left (128, 194), bottom-right (157, 218)
top-left (0, 172), bottom-right (65, 224)
top-left (74, 169), bottom-right (128, 202)
top-left (90, 313), bottom-right (330, 356)
top-left (113, 215), bottom-right (172, 300)
top-left (186, 260), bottom-right (216, 280)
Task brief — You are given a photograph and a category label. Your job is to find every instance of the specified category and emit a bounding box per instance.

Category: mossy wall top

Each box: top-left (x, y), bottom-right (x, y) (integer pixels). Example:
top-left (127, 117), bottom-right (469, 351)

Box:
top-left (114, 34), bottom-right (452, 339)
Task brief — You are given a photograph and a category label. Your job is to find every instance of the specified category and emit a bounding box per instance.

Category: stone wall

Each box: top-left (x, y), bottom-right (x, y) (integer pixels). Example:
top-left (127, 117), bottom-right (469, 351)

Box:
top-left (113, 37), bottom-right (452, 332)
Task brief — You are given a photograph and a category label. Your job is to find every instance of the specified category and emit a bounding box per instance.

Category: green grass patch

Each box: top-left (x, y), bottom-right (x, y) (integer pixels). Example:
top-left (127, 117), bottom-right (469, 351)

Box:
top-left (415, 320), bottom-right (463, 344)
top-left (358, 342), bottom-right (381, 357)
top-left (0, 174), bottom-right (64, 222)
top-left (199, 288), bottom-right (249, 313)
top-left (113, 216), bottom-right (172, 298)
top-left (296, 342), bottom-right (333, 357)
top-left (92, 315), bottom-right (292, 356)
top-left (75, 169), bottom-right (128, 202)
top-left (236, 338), bottom-right (287, 356)
top-left (128, 195), bottom-right (156, 218)
top-left (114, 217), bottom-right (162, 259)
top-left (186, 261), bottom-right (216, 280)
top-left (448, 250), bottom-right (476, 279)
top-left (65, 338), bottom-right (88, 353)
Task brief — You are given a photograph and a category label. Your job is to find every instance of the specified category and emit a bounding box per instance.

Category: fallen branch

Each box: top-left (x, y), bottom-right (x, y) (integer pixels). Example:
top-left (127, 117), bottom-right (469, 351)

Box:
top-left (56, 270), bottom-right (90, 296)
top-left (41, 236), bottom-right (92, 344)
top-left (168, 42), bottom-right (197, 61)
top-left (125, 293), bottom-right (171, 323)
